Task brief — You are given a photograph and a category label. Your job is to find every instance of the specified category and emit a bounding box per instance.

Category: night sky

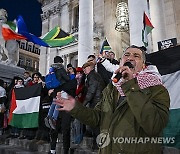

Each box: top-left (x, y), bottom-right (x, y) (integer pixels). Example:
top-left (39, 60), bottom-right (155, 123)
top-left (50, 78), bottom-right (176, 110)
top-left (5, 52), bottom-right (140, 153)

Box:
top-left (0, 0), bottom-right (42, 36)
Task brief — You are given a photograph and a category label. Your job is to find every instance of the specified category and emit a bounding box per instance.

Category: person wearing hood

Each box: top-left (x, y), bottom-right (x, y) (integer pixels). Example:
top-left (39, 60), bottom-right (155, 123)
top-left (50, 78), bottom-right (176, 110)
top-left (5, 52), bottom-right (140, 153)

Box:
top-left (51, 56), bottom-right (70, 92)
top-left (46, 56), bottom-right (74, 154)
top-left (45, 56), bottom-right (70, 128)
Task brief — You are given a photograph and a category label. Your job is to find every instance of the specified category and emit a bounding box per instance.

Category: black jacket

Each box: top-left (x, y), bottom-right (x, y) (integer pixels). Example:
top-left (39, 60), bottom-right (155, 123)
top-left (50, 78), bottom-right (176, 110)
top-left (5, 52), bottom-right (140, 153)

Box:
top-left (97, 63), bottom-right (112, 87)
top-left (51, 63), bottom-right (70, 85)
top-left (50, 63), bottom-right (70, 97)
top-left (83, 69), bottom-right (105, 108)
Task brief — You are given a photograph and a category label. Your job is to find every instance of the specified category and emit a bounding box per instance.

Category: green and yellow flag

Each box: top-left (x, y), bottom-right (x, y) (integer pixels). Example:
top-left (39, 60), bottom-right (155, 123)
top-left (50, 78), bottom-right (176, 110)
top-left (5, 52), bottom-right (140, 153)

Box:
top-left (100, 38), bottom-right (111, 54)
top-left (42, 26), bottom-right (75, 48)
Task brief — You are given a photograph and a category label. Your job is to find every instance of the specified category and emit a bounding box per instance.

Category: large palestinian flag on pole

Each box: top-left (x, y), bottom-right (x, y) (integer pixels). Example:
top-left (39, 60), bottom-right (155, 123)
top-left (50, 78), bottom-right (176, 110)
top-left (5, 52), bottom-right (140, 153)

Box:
top-left (8, 84), bottom-right (42, 128)
top-left (146, 45), bottom-right (180, 149)
top-left (142, 12), bottom-right (154, 47)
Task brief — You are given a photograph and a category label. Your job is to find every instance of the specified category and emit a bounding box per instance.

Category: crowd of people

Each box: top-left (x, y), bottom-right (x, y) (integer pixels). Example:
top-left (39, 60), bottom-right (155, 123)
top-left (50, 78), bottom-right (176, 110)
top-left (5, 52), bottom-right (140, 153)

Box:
top-left (0, 46), bottom-right (170, 154)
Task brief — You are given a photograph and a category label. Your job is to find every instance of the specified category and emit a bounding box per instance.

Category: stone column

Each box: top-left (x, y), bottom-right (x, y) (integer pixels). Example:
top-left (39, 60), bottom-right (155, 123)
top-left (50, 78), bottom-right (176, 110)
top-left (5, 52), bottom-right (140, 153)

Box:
top-left (62, 55), bottom-right (66, 68)
top-left (149, 0), bottom-right (166, 51)
top-left (128, 0), bottom-right (148, 46)
top-left (66, 54), bottom-right (71, 65)
top-left (78, 0), bottom-right (93, 66)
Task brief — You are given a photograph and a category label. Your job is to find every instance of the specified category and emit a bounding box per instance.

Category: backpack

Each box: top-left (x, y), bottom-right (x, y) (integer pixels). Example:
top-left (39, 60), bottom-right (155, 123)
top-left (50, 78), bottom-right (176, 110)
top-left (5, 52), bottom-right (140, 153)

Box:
top-left (45, 67), bottom-right (61, 89)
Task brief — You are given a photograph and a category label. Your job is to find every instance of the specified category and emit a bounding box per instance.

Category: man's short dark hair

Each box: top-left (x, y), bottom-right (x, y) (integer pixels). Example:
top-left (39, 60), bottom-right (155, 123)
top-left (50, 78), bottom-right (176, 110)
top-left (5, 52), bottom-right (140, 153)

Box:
top-left (67, 63), bottom-right (72, 68)
top-left (82, 61), bottom-right (95, 69)
top-left (24, 71), bottom-right (30, 75)
top-left (17, 77), bottom-right (23, 81)
top-left (54, 56), bottom-right (63, 63)
top-left (87, 55), bottom-right (96, 59)
top-left (32, 72), bottom-right (42, 79)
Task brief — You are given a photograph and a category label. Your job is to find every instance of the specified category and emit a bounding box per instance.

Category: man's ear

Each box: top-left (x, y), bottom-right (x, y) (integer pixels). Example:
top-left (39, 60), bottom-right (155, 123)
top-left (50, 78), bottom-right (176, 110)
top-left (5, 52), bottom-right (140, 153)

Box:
top-left (142, 63), bottom-right (146, 69)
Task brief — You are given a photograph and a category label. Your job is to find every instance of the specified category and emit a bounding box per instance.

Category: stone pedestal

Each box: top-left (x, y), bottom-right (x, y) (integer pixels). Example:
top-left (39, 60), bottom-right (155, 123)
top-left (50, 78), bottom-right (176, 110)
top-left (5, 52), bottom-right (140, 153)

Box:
top-left (0, 63), bottom-right (25, 83)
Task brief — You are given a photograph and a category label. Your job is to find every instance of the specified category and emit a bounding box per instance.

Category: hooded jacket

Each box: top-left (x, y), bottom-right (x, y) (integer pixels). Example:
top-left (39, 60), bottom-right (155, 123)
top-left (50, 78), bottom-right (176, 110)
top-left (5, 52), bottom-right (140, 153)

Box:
top-left (49, 63), bottom-right (70, 97)
top-left (51, 63), bottom-right (70, 86)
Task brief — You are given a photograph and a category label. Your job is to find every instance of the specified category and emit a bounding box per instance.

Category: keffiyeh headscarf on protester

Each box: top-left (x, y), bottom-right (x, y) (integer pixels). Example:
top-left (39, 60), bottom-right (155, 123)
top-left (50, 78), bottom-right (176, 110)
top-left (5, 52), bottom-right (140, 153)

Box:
top-left (113, 65), bottom-right (163, 96)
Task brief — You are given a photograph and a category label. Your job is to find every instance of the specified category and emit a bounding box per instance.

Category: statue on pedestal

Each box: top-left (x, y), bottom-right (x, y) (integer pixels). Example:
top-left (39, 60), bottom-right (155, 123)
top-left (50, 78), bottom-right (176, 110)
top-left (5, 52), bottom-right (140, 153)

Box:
top-left (0, 8), bottom-right (19, 66)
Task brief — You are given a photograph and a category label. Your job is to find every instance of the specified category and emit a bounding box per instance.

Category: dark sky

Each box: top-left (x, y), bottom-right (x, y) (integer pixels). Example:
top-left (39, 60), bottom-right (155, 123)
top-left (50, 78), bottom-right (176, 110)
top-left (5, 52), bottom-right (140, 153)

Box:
top-left (0, 0), bottom-right (42, 36)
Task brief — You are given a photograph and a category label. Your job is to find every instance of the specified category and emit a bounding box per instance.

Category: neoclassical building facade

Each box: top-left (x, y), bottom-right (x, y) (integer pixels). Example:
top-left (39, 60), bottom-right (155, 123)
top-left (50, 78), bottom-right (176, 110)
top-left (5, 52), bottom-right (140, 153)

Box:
top-left (38, 0), bottom-right (180, 75)
top-left (18, 40), bottom-right (40, 74)
top-left (39, 0), bottom-right (130, 75)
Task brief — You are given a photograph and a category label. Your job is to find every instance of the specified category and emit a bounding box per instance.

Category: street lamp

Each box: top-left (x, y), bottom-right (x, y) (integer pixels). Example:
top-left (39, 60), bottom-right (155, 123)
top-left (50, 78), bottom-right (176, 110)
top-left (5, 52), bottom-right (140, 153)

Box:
top-left (115, 1), bottom-right (129, 32)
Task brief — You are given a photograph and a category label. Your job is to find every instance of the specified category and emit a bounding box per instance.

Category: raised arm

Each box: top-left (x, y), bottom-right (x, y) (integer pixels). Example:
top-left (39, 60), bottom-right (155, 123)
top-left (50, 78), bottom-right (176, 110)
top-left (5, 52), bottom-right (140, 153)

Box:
top-left (101, 59), bottom-right (119, 73)
top-left (55, 95), bottom-right (102, 128)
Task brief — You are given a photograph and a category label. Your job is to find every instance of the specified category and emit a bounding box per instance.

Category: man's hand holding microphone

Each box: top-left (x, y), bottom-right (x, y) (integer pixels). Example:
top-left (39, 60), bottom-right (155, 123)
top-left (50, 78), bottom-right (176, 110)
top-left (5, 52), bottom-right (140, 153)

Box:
top-left (112, 61), bottom-right (134, 83)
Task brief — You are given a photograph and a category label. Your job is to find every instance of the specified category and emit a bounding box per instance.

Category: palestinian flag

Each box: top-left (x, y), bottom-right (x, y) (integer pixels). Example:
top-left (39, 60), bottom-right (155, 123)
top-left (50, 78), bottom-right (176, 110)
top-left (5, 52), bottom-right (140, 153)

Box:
top-left (146, 45), bottom-right (180, 149)
top-left (8, 84), bottom-right (42, 128)
top-left (100, 38), bottom-right (111, 54)
top-left (142, 12), bottom-right (154, 47)
top-left (42, 26), bottom-right (75, 48)
top-left (2, 21), bottom-right (26, 40)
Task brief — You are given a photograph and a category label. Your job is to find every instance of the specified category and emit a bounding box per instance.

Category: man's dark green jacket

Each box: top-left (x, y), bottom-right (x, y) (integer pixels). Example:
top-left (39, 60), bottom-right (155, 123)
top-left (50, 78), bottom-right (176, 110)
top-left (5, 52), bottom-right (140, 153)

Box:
top-left (70, 78), bottom-right (170, 154)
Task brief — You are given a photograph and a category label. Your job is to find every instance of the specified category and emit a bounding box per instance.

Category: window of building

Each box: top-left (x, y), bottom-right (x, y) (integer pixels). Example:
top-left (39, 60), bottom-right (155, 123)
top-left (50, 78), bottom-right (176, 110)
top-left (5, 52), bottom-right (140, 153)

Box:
top-left (26, 58), bottom-right (32, 67)
top-left (73, 6), bottom-right (79, 30)
top-left (34, 47), bottom-right (40, 55)
top-left (33, 60), bottom-right (39, 70)
top-left (27, 44), bottom-right (33, 52)
top-left (19, 56), bottom-right (25, 66)
top-left (20, 42), bottom-right (26, 50)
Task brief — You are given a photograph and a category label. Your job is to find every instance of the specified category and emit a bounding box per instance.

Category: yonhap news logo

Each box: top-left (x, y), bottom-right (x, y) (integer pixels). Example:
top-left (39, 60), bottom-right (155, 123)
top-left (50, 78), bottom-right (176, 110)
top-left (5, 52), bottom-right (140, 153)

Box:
top-left (96, 132), bottom-right (175, 149)
top-left (96, 132), bottom-right (110, 148)
top-left (112, 137), bottom-right (175, 144)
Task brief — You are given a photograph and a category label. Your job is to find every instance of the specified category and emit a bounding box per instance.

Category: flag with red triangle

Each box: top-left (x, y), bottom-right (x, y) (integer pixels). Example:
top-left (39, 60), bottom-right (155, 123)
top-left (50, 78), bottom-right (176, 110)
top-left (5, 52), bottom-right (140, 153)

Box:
top-left (2, 22), bottom-right (26, 40)
top-left (8, 84), bottom-right (41, 128)
top-left (142, 12), bottom-right (154, 47)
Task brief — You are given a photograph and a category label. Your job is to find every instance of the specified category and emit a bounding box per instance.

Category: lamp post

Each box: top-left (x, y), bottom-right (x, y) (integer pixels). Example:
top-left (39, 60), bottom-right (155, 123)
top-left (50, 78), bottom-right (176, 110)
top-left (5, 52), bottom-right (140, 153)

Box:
top-left (115, 1), bottom-right (129, 32)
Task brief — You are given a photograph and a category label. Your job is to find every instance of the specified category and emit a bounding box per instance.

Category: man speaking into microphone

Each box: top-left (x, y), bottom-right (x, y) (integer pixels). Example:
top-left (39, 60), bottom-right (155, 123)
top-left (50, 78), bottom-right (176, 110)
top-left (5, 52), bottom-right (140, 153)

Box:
top-left (55, 45), bottom-right (170, 154)
top-left (112, 61), bottom-right (134, 83)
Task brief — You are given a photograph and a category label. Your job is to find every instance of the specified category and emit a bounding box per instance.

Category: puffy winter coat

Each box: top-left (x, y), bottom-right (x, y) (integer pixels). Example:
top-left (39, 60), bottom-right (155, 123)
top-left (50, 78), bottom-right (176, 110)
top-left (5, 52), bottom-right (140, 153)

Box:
top-left (83, 69), bottom-right (105, 108)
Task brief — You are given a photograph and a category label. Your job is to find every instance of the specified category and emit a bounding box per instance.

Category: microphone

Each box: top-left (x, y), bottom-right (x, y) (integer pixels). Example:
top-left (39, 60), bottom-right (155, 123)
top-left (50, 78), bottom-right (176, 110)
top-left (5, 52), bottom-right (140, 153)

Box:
top-left (112, 62), bottom-right (134, 83)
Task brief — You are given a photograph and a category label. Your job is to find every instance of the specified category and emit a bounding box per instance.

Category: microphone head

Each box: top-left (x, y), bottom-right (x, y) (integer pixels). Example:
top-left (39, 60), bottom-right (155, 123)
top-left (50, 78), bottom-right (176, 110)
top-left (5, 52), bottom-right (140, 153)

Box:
top-left (112, 78), bottom-right (118, 83)
top-left (112, 62), bottom-right (134, 83)
top-left (123, 61), bottom-right (134, 68)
